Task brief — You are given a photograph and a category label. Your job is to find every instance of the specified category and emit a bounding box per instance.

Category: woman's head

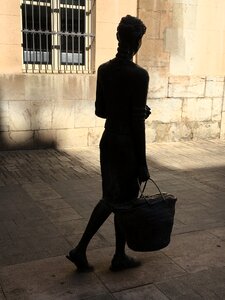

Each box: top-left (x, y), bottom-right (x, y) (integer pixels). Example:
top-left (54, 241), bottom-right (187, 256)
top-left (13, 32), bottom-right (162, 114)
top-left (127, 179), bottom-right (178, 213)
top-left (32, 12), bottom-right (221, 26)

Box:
top-left (117, 15), bottom-right (146, 55)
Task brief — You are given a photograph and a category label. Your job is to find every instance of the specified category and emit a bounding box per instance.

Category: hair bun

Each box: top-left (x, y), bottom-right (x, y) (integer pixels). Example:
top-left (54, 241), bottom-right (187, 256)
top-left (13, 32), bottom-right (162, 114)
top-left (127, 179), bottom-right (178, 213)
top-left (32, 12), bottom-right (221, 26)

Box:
top-left (117, 15), bottom-right (146, 45)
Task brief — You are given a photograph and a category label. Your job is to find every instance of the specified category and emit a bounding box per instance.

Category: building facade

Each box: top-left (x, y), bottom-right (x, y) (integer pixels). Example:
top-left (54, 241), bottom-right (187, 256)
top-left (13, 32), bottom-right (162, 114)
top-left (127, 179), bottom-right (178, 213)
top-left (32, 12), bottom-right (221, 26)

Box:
top-left (0, 0), bottom-right (225, 150)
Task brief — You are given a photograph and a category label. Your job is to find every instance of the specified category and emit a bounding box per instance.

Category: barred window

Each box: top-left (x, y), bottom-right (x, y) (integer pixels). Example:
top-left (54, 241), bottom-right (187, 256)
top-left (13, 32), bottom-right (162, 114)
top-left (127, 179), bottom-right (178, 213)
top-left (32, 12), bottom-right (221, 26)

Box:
top-left (21, 0), bottom-right (95, 73)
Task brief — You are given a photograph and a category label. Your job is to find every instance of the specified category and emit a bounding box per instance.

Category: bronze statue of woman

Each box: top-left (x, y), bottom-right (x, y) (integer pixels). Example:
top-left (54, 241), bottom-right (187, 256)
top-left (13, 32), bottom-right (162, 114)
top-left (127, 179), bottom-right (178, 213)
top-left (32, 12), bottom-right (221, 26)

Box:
top-left (67, 15), bottom-right (150, 272)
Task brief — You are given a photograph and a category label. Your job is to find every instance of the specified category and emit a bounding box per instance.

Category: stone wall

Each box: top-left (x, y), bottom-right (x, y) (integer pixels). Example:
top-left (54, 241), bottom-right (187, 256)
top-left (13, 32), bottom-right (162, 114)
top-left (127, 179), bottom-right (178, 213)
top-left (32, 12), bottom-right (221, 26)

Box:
top-left (146, 76), bottom-right (225, 142)
top-left (1, 0), bottom-right (225, 150)
top-left (0, 74), bottom-right (103, 149)
top-left (1, 73), bottom-right (224, 150)
top-left (138, 0), bottom-right (225, 143)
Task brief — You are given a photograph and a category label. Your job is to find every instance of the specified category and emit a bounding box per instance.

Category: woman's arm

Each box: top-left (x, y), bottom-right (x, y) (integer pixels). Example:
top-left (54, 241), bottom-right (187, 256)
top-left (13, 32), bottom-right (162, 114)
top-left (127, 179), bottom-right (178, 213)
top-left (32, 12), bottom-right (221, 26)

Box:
top-left (95, 67), bottom-right (107, 119)
top-left (131, 68), bottom-right (150, 182)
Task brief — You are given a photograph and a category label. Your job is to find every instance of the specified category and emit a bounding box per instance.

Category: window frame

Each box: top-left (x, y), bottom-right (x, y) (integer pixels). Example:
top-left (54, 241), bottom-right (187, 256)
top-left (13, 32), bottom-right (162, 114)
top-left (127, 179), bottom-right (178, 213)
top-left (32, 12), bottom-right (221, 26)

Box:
top-left (20, 0), bottom-right (95, 74)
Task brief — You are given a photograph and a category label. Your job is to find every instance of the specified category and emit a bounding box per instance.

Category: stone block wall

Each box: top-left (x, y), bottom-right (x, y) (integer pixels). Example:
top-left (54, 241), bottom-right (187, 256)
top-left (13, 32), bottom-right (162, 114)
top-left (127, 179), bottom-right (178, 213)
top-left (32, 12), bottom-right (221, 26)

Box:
top-left (146, 76), bottom-right (225, 142)
top-left (1, 73), bottom-right (224, 150)
top-left (0, 74), bottom-right (104, 150)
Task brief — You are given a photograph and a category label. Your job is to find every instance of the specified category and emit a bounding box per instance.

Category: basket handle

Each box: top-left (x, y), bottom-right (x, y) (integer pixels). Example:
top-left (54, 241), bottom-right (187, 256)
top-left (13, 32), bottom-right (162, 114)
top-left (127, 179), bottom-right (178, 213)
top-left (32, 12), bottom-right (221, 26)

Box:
top-left (139, 177), bottom-right (165, 201)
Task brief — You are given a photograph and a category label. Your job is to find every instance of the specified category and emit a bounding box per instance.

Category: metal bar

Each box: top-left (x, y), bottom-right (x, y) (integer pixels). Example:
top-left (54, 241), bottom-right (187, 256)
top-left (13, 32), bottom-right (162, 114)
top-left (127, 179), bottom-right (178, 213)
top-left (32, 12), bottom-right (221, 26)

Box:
top-left (31, 0), bottom-right (35, 72)
top-left (66, 0), bottom-right (68, 71)
top-left (52, 0), bottom-right (54, 71)
top-left (69, 0), bottom-right (73, 72)
top-left (78, 0), bottom-right (80, 69)
top-left (91, 0), bottom-right (95, 73)
top-left (62, 3), bottom-right (64, 71)
top-left (45, 0), bottom-right (48, 72)
top-left (89, 0), bottom-right (91, 72)
top-left (24, 0), bottom-right (50, 4)
top-left (45, 0), bottom-right (49, 72)
top-left (24, 0), bottom-right (29, 72)
top-left (56, 1), bottom-right (59, 73)
top-left (22, 28), bottom-right (92, 37)
top-left (72, 0), bottom-right (74, 72)
top-left (39, 0), bottom-right (42, 72)
top-left (86, 0), bottom-right (88, 72)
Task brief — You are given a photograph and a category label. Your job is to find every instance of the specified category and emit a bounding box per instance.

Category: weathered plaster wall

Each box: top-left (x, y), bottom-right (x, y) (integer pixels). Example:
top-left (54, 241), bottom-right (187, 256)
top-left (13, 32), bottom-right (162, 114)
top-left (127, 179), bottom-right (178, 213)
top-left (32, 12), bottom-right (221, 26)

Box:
top-left (95, 0), bottom-right (137, 68)
top-left (0, 0), bottom-right (21, 73)
top-left (166, 0), bottom-right (225, 76)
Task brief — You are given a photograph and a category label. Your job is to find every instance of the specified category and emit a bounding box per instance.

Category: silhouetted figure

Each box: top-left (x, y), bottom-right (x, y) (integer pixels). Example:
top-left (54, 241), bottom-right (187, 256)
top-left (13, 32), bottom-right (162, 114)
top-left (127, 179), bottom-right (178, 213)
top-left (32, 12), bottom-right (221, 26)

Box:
top-left (66, 15), bottom-right (150, 272)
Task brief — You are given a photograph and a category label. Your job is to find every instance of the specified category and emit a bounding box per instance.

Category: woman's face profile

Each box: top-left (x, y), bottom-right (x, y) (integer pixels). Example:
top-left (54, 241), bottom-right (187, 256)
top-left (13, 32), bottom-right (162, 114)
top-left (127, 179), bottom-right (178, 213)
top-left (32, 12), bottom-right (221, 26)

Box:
top-left (137, 39), bottom-right (142, 51)
top-left (133, 38), bottom-right (142, 56)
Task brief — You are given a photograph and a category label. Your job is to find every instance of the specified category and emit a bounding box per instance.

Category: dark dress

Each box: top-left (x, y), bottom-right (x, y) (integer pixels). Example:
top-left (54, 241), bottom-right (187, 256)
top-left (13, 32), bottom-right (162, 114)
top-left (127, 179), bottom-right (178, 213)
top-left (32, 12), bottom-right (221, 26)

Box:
top-left (95, 57), bottom-right (149, 210)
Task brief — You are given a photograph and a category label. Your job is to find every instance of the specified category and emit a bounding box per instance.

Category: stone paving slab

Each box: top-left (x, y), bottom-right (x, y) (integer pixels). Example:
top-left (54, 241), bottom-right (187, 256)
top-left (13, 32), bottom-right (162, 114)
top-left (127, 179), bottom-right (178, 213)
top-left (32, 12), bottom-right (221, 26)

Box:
top-left (114, 284), bottom-right (169, 300)
top-left (90, 247), bottom-right (185, 293)
top-left (0, 256), bottom-right (109, 300)
top-left (162, 230), bottom-right (225, 273)
top-left (0, 248), bottom-right (184, 299)
top-left (156, 266), bottom-right (225, 299)
top-left (0, 140), bottom-right (225, 299)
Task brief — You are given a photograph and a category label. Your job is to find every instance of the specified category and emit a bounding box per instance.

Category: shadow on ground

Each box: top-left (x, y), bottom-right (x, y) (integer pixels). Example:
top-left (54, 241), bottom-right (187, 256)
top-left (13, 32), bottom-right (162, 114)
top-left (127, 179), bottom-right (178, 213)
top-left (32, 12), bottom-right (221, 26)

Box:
top-left (0, 142), bottom-right (225, 299)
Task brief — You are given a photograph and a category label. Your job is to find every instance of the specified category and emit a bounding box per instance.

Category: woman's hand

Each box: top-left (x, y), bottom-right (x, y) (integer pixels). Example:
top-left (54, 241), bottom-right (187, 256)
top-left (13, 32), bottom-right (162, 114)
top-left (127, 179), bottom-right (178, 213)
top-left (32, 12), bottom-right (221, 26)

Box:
top-left (138, 165), bottom-right (150, 183)
top-left (145, 105), bottom-right (151, 119)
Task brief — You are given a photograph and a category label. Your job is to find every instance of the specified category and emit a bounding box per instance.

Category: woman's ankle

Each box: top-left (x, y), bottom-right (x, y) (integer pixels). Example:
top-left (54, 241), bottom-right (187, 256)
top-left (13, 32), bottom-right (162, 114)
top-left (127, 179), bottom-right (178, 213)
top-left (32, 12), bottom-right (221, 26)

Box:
top-left (114, 252), bottom-right (126, 258)
top-left (73, 244), bottom-right (86, 252)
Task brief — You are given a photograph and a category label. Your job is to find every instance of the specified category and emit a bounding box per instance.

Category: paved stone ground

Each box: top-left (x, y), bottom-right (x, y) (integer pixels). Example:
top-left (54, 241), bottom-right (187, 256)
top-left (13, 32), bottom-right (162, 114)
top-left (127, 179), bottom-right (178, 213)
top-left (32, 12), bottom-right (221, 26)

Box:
top-left (0, 140), bottom-right (225, 299)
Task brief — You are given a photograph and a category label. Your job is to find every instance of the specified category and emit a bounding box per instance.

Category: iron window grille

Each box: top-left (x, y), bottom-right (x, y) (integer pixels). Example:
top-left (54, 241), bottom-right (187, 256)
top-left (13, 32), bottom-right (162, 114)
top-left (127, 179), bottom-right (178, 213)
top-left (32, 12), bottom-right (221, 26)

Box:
top-left (21, 0), bottom-right (95, 73)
